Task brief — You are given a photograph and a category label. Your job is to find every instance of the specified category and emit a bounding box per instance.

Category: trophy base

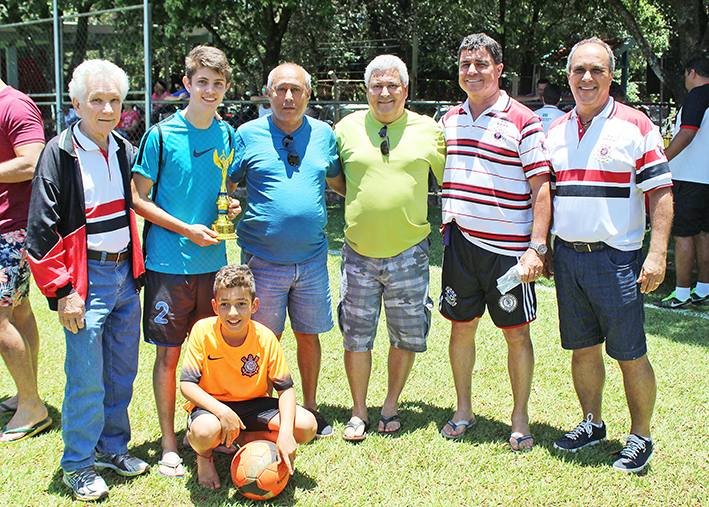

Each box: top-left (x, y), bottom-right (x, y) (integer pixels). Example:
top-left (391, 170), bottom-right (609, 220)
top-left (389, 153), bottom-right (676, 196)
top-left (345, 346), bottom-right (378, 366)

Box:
top-left (212, 222), bottom-right (238, 241)
top-left (215, 232), bottom-right (238, 241)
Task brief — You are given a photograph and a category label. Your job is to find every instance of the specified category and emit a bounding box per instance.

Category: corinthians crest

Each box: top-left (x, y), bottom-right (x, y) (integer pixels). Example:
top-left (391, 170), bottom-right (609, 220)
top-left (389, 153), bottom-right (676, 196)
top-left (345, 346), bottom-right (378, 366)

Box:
top-left (241, 353), bottom-right (260, 377)
top-left (498, 294), bottom-right (518, 313)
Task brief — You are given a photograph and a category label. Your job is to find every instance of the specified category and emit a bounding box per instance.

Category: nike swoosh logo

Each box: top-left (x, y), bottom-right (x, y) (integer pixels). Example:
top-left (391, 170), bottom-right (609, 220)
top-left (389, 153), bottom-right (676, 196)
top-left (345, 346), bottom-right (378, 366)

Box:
top-left (207, 355), bottom-right (223, 360)
top-left (193, 147), bottom-right (214, 158)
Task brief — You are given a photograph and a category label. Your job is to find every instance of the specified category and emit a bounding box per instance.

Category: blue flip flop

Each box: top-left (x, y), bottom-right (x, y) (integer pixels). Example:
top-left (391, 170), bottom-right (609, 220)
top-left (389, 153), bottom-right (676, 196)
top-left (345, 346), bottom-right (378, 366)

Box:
top-left (441, 419), bottom-right (476, 439)
top-left (510, 432), bottom-right (534, 452)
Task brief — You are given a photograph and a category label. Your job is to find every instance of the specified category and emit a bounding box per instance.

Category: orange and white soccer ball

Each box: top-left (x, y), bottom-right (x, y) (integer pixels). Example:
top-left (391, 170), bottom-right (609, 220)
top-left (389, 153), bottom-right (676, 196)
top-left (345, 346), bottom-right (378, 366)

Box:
top-left (231, 440), bottom-right (289, 500)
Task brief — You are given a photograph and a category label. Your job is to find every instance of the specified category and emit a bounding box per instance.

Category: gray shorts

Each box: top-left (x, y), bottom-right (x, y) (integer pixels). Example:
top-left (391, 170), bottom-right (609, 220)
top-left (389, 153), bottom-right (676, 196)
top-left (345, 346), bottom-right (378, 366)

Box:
top-left (338, 240), bottom-right (433, 353)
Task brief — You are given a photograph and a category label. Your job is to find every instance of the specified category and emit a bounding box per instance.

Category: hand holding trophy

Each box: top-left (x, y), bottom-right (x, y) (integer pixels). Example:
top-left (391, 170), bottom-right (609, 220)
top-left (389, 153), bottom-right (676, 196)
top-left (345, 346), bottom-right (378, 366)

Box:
top-left (212, 148), bottom-right (238, 240)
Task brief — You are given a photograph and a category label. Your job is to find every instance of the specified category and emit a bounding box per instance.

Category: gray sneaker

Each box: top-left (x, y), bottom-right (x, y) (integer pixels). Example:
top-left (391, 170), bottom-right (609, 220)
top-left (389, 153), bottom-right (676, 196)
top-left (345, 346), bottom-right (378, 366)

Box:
top-left (95, 452), bottom-right (150, 477)
top-left (63, 466), bottom-right (109, 502)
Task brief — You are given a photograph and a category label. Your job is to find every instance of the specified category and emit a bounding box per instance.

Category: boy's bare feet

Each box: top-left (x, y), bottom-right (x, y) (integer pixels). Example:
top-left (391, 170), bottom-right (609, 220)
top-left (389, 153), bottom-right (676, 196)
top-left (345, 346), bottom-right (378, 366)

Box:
top-left (196, 453), bottom-right (220, 489)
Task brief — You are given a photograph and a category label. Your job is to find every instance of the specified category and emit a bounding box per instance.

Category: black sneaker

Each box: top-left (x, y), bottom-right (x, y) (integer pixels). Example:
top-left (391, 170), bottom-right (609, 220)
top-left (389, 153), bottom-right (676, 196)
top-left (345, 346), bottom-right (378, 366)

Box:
top-left (95, 451), bottom-right (150, 477)
top-left (63, 466), bottom-right (109, 502)
top-left (553, 413), bottom-right (606, 452)
top-left (691, 289), bottom-right (709, 307)
top-left (307, 408), bottom-right (333, 438)
top-left (613, 434), bottom-right (653, 473)
top-left (654, 291), bottom-right (692, 309)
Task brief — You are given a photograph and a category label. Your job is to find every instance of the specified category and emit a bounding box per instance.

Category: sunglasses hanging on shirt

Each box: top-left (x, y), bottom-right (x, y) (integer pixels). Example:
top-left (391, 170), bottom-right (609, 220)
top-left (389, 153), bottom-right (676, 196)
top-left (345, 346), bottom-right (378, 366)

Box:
top-left (282, 135), bottom-right (300, 166)
top-left (379, 126), bottom-right (390, 156)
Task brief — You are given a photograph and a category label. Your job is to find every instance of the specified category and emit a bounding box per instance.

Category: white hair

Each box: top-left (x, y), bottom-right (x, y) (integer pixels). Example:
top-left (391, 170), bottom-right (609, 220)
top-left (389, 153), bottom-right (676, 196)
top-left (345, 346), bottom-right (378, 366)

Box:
top-left (68, 59), bottom-right (129, 103)
top-left (364, 54), bottom-right (409, 88)
top-left (266, 63), bottom-right (312, 92)
top-left (567, 37), bottom-right (616, 75)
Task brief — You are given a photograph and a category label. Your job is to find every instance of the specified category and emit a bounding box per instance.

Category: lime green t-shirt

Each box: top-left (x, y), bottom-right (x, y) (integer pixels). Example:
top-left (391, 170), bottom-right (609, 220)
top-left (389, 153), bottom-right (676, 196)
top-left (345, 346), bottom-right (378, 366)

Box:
top-left (334, 110), bottom-right (445, 258)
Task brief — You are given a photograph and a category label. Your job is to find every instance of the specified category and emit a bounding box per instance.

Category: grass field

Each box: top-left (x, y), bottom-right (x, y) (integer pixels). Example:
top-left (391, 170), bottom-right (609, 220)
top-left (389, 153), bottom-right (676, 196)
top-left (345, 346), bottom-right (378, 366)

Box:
top-left (1, 203), bottom-right (708, 506)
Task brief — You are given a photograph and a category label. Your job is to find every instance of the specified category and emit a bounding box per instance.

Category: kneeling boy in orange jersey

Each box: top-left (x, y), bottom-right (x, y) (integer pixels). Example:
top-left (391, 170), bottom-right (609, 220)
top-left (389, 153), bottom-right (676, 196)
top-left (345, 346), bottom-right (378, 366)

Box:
top-left (180, 264), bottom-right (317, 489)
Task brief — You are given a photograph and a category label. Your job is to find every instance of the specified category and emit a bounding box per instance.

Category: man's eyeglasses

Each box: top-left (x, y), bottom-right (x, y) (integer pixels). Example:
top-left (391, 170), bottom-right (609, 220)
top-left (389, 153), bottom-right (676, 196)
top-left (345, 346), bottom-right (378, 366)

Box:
top-left (379, 126), bottom-right (389, 156)
top-left (282, 135), bottom-right (300, 166)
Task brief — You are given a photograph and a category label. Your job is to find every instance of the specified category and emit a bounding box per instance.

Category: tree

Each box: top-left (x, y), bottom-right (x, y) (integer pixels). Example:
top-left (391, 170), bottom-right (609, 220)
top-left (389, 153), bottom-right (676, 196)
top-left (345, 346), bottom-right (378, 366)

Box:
top-left (604, 0), bottom-right (705, 102)
top-left (163, 0), bottom-right (305, 91)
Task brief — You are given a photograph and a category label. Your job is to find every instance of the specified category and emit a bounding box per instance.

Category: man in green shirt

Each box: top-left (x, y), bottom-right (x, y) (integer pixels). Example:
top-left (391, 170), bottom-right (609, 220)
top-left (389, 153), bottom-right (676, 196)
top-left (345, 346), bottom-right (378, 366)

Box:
top-left (331, 54), bottom-right (445, 441)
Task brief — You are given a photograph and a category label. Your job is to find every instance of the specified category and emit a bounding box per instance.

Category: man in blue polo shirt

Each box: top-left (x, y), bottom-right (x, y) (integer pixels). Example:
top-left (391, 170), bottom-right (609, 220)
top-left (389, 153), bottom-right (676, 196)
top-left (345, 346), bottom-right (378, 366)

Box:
top-left (230, 63), bottom-right (342, 437)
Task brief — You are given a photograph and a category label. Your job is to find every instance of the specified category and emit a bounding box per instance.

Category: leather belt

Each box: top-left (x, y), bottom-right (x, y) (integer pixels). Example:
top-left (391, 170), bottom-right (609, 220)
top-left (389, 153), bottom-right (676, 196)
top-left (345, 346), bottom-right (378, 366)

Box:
top-left (558, 239), bottom-right (606, 253)
top-left (87, 250), bottom-right (130, 262)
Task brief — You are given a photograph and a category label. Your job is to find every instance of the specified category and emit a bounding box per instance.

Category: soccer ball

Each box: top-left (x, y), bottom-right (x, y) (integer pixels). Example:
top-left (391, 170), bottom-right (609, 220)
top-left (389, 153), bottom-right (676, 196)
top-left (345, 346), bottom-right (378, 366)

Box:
top-left (231, 440), bottom-right (289, 500)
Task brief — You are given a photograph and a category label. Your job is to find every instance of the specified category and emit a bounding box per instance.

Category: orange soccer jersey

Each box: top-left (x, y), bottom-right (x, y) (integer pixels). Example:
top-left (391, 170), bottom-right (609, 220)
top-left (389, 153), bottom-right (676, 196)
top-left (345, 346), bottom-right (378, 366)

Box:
top-left (180, 317), bottom-right (294, 413)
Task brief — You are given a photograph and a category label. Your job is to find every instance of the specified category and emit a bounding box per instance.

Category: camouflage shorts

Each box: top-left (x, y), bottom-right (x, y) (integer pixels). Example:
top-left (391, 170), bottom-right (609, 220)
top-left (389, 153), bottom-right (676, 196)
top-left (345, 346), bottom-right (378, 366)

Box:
top-left (338, 239), bottom-right (433, 353)
top-left (0, 229), bottom-right (31, 307)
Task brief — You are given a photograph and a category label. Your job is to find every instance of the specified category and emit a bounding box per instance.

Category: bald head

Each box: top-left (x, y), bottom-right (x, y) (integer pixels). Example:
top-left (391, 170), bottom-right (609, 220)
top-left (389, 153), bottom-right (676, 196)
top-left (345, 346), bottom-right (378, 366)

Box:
top-left (267, 63), bottom-right (312, 134)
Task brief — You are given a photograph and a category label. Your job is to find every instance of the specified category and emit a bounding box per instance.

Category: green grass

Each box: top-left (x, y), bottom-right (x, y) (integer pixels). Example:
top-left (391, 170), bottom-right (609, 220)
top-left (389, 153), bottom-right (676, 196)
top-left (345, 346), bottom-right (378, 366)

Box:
top-left (1, 204), bottom-right (709, 506)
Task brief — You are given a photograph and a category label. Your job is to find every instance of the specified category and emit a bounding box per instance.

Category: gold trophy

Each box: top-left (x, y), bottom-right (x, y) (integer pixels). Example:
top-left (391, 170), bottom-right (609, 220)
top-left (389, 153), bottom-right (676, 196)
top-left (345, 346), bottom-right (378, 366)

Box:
top-left (211, 148), bottom-right (238, 240)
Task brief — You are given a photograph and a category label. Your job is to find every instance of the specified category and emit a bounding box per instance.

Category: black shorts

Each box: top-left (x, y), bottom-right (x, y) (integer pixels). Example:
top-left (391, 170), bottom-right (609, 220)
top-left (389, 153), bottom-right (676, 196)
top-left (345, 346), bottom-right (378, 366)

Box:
top-left (439, 222), bottom-right (536, 328)
top-left (671, 180), bottom-right (709, 237)
top-left (188, 397), bottom-right (280, 432)
top-left (143, 270), bottom-right (217, 347)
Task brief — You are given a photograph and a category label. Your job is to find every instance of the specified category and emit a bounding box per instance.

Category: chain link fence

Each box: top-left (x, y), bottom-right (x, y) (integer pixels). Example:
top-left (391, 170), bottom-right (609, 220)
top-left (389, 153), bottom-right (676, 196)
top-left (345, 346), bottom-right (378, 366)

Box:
top-left (1, 6), bottom-right (676, 146)
top-left (1, 4), bottom-right (147, 141)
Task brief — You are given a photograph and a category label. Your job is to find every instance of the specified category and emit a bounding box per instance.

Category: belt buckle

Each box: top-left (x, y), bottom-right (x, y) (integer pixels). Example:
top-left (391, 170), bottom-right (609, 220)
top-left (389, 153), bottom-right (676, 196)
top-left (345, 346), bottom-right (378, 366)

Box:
top-left (573, 242), bottom-right (592, 253)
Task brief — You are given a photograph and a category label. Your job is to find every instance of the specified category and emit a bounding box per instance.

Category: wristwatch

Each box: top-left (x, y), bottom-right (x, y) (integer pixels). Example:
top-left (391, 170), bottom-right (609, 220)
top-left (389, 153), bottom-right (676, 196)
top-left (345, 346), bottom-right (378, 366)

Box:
top-left (529, 242), bottom-right (548, 258)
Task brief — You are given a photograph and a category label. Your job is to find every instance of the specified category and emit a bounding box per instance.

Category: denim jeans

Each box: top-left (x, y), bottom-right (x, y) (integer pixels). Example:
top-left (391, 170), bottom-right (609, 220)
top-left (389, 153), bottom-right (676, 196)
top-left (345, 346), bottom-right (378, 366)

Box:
top-left (242, 249), bottom-right (334, 335)
top-left (61, 257), bottom-right (141, 472)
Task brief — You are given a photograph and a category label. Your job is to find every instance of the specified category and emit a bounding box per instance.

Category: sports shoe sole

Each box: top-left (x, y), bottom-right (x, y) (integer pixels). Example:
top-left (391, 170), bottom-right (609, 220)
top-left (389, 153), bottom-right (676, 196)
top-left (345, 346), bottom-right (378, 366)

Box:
top-left (654, 299), bottom-right (692, 309)
top-left (95, 460), bottom-right (148, 477)
top-left (63, 476), bottom-right (109, 502)
top-left (613, 450), bottom-right (653, 473)
top-left (553, 437), bottom-right (605, 453)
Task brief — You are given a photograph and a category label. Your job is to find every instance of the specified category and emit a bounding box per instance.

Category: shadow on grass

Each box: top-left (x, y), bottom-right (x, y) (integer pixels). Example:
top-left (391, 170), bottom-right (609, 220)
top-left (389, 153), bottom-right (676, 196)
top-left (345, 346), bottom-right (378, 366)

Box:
top-left (645, 304), bottom-right (709, 348)
top-left (314, 401), bottom-right (627, 468)
top-left (45, 433), bottom-right (164, 500)
top-left (0, 400), bottom-right (61, 438)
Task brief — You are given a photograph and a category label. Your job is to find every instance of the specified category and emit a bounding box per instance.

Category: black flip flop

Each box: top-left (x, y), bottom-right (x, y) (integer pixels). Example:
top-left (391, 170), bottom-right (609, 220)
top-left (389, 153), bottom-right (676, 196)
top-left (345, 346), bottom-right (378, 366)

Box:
top-left (378, 414), bottom-right (401, 436)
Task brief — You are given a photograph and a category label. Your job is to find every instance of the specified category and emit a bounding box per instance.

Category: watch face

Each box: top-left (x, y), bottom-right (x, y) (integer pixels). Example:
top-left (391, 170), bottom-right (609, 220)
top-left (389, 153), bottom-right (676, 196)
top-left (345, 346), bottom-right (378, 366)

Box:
top-left (531, 243), bottom-right (548, 255)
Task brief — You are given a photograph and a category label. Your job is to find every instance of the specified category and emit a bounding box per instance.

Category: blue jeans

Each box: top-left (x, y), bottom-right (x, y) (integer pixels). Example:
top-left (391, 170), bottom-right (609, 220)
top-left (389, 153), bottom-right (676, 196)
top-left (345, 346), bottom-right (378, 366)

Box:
top-left (242, 249), bottom-right (334, 335)
top-left (61, 258), bottom-right (141, 472)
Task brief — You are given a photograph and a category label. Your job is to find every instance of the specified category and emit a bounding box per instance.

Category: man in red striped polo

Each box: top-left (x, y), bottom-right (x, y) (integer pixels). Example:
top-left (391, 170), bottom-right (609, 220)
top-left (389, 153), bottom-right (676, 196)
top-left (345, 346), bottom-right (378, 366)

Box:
top-left (546, 37), bottom-right (672, 473)
top-left (438, 33), bottom-right (552, 451)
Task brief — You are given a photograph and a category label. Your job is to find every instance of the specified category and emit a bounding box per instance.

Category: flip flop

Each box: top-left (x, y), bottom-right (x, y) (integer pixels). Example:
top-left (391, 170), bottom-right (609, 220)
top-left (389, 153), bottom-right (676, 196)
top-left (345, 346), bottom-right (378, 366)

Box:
top-left (378, 414), bottom-right (402, 436)
top-left (510, 432), bottom-right (534, 452)
top-left (440, 419), bottom-right (476, 439)
top-left (343, 417), bottom-right (369, 442)
top-left (0, 416), bottom-right (52, 445)
top-left (158, 452), bottom-right (185, 479)
top-left (0, 401), bottom-right (16, 414)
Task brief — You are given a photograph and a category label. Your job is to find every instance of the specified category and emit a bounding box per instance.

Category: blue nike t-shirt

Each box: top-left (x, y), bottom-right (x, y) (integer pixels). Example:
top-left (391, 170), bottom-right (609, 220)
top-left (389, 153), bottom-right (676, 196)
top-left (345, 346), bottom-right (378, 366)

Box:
top-left (230, 115), bottom-right (341, 264)
top-left (133, 112), bottom-right (237, 274)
